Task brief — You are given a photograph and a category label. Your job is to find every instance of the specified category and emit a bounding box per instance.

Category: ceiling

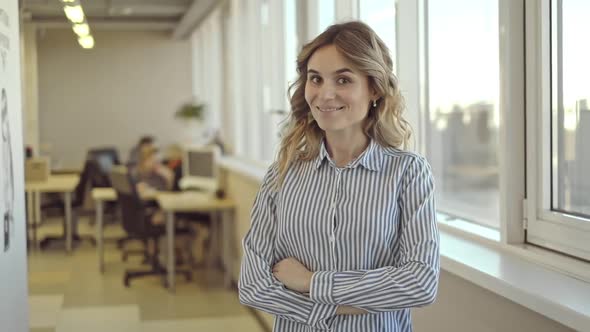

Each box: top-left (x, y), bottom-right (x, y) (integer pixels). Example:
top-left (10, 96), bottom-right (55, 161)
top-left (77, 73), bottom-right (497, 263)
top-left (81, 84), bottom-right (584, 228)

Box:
top-left (21, 0), bottom-right (195, 27)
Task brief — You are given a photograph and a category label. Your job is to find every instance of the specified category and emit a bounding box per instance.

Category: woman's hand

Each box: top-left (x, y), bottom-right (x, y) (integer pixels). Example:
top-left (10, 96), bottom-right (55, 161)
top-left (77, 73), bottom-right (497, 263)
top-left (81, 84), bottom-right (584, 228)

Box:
top-left (272, 257), bottom-right (314, 293)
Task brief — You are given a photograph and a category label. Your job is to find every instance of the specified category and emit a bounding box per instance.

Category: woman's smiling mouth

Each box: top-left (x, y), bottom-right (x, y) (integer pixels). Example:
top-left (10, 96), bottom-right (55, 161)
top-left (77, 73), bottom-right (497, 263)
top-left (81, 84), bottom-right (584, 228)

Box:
top-left (317, 106), bottom-right (345, 112)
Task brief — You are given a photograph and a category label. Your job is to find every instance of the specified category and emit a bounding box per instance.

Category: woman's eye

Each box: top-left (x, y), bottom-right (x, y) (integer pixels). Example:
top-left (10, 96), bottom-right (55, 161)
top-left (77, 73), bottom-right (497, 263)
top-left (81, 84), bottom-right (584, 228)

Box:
top-left (337, 77), bottom-right (350, 84)
top-left (310, 76), bottom-right (321, 84)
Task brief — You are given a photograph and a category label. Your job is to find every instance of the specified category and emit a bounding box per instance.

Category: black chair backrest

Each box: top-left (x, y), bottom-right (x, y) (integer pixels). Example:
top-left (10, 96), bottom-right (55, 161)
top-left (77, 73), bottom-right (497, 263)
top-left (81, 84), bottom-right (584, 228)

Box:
top-left (88, 148), bottom-right (120, 186)
top-left (109, 166), bottom-right (148, 236)
top-left (71, 159), bottom-right (102, 207)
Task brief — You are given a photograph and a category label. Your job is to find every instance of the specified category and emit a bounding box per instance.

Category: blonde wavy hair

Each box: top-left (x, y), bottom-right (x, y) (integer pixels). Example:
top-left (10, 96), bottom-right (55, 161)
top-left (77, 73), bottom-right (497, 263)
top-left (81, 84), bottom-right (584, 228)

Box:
top-left (276, 21), bottom-right (411, 187)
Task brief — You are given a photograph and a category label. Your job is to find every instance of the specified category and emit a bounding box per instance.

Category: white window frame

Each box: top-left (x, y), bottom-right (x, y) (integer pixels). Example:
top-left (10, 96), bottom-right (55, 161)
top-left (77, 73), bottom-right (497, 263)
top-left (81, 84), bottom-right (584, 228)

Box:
top-left (335, 0), bottom-right (358, 22)
top-left (227, 0), bottom-right (246, 156)
top-left (410, 0), bottom-right (518, 239)
top-left (525, 0), bottom-right (590, 261)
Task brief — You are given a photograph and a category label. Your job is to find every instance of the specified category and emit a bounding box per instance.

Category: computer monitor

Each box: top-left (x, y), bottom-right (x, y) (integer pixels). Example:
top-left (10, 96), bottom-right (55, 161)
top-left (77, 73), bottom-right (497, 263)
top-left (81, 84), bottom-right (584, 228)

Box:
top-left (180, 145), bottom-right (220, 192)
top-left (87, 147), bottom-right (120, 174)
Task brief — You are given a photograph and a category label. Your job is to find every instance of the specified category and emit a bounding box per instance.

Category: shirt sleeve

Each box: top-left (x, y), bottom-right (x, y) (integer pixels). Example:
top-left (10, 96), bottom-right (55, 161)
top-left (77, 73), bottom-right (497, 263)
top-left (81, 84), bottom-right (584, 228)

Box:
top-left (238, 164), bottom-right (338, 330)
top-left (309, 156), bottom-right (440, 313)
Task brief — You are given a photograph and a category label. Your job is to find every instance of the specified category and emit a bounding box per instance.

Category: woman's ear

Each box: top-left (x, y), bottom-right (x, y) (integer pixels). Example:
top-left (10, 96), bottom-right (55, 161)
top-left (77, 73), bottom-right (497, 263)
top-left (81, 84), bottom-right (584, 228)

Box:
top-left (371, 90), bottom-right (379, 103)
top-left (369, 82), bottom-right (379, 101)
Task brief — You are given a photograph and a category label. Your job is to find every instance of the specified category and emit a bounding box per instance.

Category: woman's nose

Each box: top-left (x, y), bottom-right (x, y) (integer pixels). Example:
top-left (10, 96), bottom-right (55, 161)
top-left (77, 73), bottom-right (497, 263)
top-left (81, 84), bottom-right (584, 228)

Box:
top-left (318, 83), bottom-right (336, 101)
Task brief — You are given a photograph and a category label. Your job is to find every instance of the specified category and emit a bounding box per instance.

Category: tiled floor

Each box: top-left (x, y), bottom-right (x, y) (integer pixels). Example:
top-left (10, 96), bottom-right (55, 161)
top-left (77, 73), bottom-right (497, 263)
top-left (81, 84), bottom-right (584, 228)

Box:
top-left (28, 216), bottom-right (264, 332)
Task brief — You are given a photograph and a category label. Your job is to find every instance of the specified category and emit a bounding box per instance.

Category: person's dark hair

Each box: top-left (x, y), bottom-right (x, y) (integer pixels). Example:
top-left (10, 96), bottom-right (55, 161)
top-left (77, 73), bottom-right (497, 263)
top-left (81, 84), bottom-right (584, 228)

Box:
top-left (138, 135), bottom-right (154, 146)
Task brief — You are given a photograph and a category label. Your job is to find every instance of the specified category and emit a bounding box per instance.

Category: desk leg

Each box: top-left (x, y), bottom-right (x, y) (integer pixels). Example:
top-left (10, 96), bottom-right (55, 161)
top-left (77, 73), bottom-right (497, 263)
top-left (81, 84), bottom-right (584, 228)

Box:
top-left (222, 210), bottom-right (232, 288)
top-left (64, 192), bottom-right (72, 253)
top-left (96, 200), bottom-right (104, 273)
top-left (26, 191), bottom-right (34, 250)
top-left (166, 211), bottom-right (175, 293)
top-left (208, 212), bottom-right (220, 268)
top-left (35, 191), bottom-right (41, 228)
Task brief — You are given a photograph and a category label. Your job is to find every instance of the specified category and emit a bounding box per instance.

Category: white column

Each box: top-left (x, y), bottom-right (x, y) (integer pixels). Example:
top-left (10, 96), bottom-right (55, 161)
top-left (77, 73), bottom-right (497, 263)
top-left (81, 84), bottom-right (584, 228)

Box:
top-left (20, 23), bottom-right (40, 155)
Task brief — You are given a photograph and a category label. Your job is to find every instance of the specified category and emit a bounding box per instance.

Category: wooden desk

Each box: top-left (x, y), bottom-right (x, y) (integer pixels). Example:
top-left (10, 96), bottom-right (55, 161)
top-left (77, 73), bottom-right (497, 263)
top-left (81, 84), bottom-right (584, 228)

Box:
top-left (157, 192), bottom-right (235, 293)
top-left (51, 167), bottom-right (82, 175)
top-left (25, 175), bottom-right (80, 252)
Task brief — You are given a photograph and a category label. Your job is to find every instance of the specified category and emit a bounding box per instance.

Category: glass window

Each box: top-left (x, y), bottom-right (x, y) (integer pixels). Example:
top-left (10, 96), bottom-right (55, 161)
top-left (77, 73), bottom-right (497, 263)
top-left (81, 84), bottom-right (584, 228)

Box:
top-left (551, 0), bottom-right (590, 218)
top-left (359, 0), bottom-right (396, 66)
top-left (285, 0), bottom-right (298, 88)
top-left (427, 0), bottom-right (500, 228)
top-left (318, 0), bottom-right (335, 33)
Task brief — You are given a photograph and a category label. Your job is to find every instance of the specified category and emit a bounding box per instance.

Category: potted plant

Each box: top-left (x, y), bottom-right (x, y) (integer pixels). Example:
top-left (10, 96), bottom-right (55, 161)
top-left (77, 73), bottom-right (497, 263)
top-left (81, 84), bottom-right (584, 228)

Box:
top-left (175, 102), bottom-right (206, 121)
top-left (175, 102), bottom-right (206, 144)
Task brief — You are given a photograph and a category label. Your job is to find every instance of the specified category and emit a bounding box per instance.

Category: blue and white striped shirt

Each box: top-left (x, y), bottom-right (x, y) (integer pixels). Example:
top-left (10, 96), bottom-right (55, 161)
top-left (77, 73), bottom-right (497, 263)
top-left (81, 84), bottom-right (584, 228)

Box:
top-left (239, 139), bottom-right (440, 331)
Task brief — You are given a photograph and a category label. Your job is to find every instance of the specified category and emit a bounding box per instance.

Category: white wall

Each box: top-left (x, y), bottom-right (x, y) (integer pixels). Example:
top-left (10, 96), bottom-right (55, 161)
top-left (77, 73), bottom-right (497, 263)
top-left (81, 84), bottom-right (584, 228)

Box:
top-left (36, 29), bottom-right (193, 168)
top-left (413, 271), bottom-right (573, 332)
top-left (0, 2), bottom-right (29, 331)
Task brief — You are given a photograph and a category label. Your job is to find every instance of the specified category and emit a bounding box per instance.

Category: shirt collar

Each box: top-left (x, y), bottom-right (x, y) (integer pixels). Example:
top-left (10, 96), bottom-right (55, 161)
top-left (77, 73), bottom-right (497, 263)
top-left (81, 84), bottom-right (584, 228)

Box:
top-left (314, 138), bottom-right (383, 172)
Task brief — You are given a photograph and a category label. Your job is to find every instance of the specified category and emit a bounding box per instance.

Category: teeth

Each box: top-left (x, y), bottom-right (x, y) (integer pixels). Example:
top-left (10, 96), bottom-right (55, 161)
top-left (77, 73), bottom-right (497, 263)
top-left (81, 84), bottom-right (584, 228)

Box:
top-left (318, 106), bottom-right (343, 112)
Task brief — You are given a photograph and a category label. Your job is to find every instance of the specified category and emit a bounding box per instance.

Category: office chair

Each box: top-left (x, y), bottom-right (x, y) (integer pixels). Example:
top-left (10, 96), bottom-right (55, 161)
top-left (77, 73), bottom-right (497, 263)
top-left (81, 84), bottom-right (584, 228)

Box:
top-left (39, 159), bottom-right (101, 250)
top-left (39, 147), bottom-right (120, 247)
top-left (87, 147), bottom-right (142, 250)
top-left (109, 167), bottom-right (192, 288)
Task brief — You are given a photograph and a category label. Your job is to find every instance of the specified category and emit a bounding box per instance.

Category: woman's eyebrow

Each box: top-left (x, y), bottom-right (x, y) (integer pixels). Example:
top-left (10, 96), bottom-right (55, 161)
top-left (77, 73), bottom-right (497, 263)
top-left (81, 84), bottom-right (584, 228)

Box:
top-left (307, 68), bottom-right (354, 75)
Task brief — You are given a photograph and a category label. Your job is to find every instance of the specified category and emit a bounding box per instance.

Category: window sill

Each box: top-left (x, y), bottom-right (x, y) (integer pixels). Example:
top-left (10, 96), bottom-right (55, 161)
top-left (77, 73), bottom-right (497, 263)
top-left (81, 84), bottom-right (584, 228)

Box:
top-left (221, 156), bottom-right (590, 332)
top-left (440, 229), bottom-right (590, 332)
top-left (219, 156), bottom-right (270, 183)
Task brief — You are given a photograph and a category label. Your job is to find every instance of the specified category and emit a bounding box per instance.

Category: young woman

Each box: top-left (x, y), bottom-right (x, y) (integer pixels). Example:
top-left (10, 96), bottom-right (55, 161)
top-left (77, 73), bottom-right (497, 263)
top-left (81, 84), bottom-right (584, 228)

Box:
top-left (239, 21), bottom-right (440, 331)
top-left (135, 145), bottom-right (174, 195)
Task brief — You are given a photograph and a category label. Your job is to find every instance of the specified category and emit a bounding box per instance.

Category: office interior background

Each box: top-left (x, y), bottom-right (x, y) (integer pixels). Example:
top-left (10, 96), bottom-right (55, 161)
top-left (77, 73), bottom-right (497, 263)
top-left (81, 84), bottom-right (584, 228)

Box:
top-left (0, 0), bottom-right (588, 331)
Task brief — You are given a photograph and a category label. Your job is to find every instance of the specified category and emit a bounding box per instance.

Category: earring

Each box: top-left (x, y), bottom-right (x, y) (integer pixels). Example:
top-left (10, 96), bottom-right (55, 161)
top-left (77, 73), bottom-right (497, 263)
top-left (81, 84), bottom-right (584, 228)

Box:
top-left (372, 100), bottom-right (377, 108)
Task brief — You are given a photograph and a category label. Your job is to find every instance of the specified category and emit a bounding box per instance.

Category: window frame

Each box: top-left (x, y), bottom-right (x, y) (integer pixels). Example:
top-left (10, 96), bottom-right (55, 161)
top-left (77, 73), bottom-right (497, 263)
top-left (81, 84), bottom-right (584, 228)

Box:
top-left (525, 0), bottom-right (590, 261)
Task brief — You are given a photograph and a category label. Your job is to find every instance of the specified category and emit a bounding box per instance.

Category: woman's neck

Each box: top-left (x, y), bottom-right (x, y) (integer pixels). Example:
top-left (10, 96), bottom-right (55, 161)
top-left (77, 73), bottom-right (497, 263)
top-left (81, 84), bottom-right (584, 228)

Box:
top-left (324, 130), bottom-right (370, 168)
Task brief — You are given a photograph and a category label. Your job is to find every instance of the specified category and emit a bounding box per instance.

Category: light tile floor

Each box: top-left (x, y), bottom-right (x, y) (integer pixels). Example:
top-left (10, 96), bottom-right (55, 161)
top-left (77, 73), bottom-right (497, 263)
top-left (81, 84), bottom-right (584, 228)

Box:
top-left (28, 216), bottom-right (265, 332)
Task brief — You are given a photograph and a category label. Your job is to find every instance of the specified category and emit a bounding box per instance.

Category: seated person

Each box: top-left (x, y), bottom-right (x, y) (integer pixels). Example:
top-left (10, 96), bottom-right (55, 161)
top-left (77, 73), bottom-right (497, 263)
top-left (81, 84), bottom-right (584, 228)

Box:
top-left (134, 146), bottom-right (193, 264)
top-left (135, 145), bottom-right (173, 196)
top-left (163, 144), bottom-right (183, 192)
top-left (132, 145), bottom-right (173, 224)
top-left (127, 135), bottom-right (155, 168)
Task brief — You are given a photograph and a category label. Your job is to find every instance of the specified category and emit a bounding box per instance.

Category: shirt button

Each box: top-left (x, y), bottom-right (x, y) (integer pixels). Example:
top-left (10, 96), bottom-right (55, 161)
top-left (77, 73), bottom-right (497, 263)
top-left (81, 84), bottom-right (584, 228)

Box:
top-left (329, 234), bottom-right (335, 242)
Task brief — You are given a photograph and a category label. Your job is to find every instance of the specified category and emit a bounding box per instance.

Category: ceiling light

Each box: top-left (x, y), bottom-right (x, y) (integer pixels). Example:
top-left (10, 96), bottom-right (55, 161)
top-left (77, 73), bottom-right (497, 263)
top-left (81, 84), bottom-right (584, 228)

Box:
top-left (63, 5), bottom-right (85, 24)
top-left (78, 35), bottom-right (94, 49)
top-left (72, 23), bottom-right (89, 36)
top-left (61, 0), bottom-right (77, 3)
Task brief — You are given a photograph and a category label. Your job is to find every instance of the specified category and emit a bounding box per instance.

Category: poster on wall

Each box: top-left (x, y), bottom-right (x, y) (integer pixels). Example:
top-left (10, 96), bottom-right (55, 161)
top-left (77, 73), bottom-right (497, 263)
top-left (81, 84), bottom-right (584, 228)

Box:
top-left (0, 1), bottom-right (28, 331)
top-left (0, 3), bottom-right (15, 254)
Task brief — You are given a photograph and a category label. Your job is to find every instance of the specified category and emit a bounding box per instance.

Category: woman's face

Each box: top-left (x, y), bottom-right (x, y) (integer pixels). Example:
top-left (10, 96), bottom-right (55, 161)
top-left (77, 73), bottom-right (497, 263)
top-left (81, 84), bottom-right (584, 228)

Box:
top-left (304, 44), bottom-right (376, 136)
top-left (142, 154), bottom-right (157, 171)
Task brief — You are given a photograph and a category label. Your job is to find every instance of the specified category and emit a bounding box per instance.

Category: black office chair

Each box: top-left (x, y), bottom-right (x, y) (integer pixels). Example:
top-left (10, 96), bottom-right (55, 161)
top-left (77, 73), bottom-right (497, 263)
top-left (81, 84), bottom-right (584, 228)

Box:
top-left (87, 148), bottom-right (142, 250)
top-left (39, 159), bottom-right (101, 250)
top-left (109, 167), bottom-right (192, 288)
top-left (39, 147), bottom-right (121, 249)
top-left (87, 148), bottom-right (120, 189)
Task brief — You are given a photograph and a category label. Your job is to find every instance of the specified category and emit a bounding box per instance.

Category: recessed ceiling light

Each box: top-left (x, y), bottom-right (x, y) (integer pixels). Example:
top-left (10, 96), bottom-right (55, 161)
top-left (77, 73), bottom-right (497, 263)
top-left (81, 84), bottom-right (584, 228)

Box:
top-left (78, 35), bottom-right (94, 49)
top-left (72, 23), bottom-right (89, 36)
top-left (63, 5), bottom-right (85, 24)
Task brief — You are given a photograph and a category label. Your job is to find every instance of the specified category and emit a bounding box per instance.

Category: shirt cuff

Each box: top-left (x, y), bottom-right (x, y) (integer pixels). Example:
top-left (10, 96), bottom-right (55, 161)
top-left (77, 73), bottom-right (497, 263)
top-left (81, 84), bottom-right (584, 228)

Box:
top-left (310, 270), bottom-right (335, 304)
